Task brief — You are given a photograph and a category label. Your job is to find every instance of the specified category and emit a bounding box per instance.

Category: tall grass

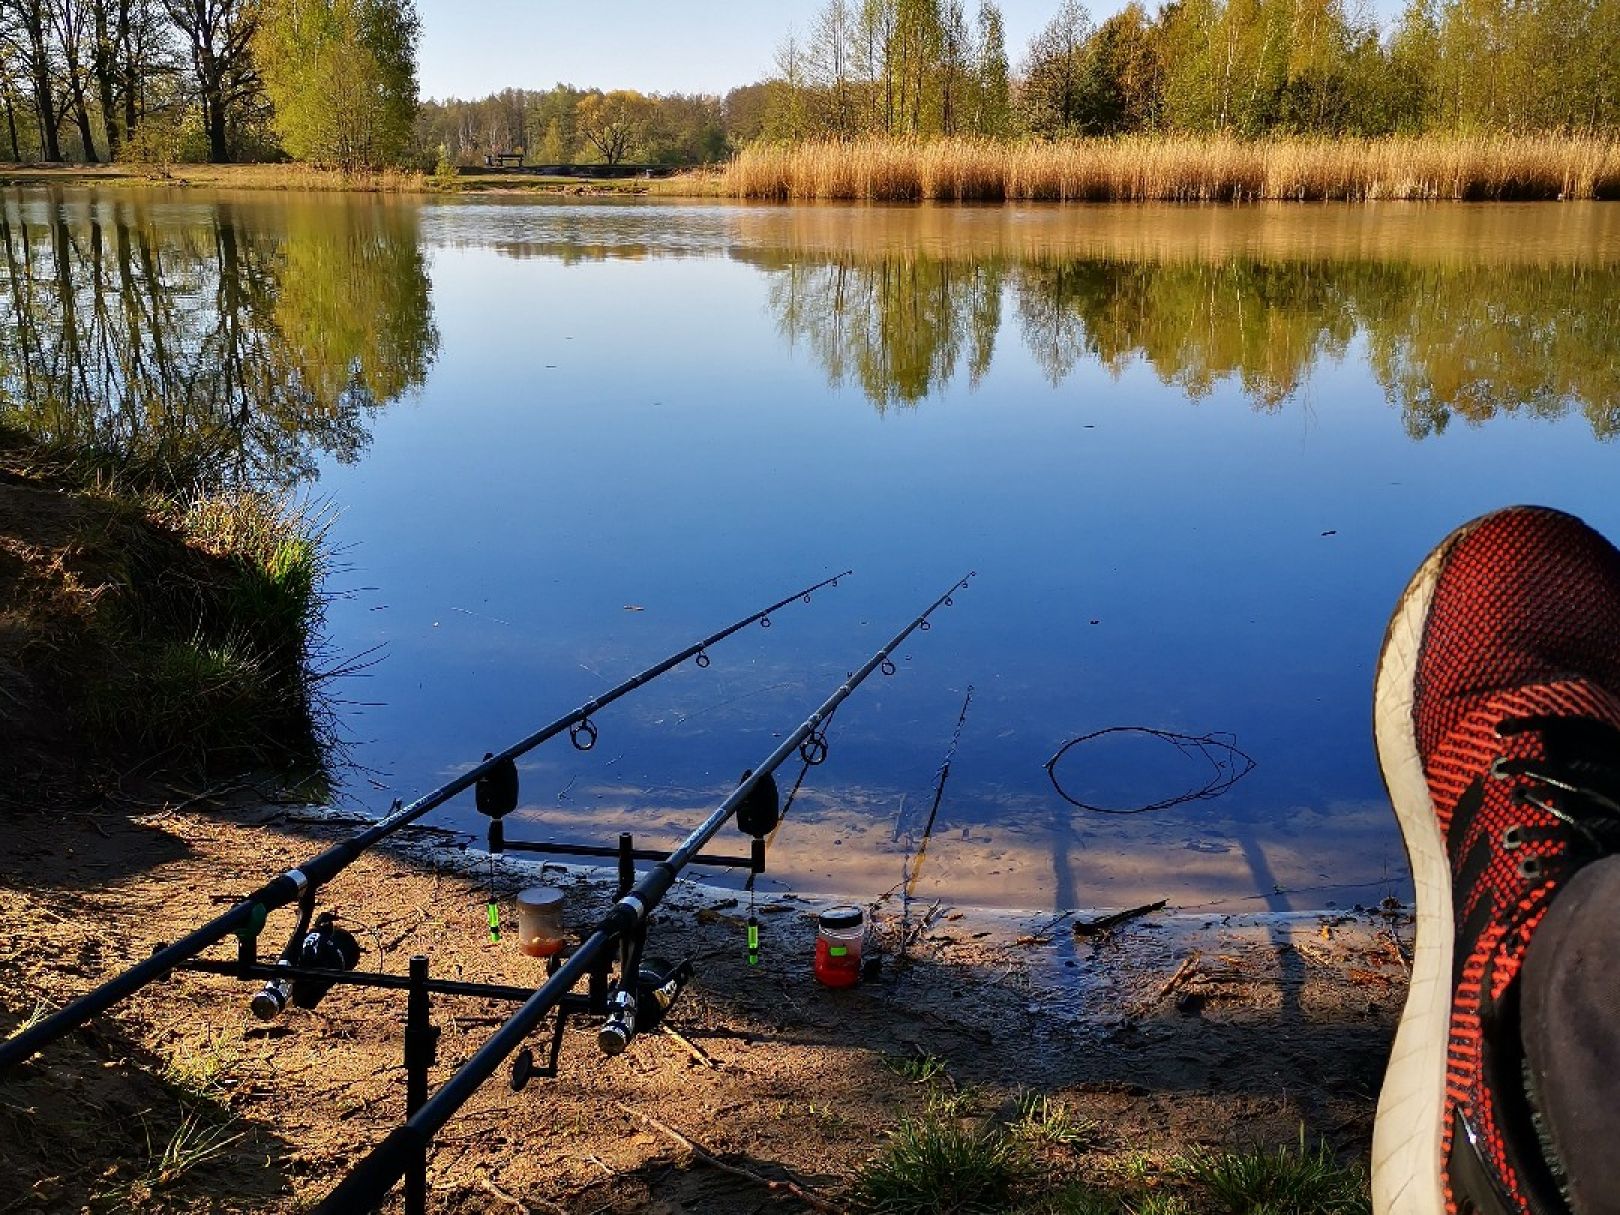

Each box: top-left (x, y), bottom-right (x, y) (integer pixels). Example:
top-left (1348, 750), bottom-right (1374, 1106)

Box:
top-left (684, 135), bottom-right (1620, 203)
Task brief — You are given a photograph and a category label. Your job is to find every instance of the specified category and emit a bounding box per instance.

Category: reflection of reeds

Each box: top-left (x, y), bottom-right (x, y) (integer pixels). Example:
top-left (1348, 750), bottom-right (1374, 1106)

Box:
top-left (678, 136), bottom-right (1620, 203)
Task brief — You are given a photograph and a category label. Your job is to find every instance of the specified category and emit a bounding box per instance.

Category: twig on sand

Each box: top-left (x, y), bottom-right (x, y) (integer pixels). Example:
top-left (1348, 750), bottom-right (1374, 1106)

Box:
top-left (1031, 909), bottom-right (1077, 936)
top-left (903, 899), bottom-right (944, 952)
top-left (613, 1101), bottom-right (844, 1214)
top-left (1074, 899), bottom-right (1168, 938)
top-left (1133, 951), bottom-right (1202, 1016)
top-left (1384, 923), bottom-right (1412, 973)
top-left (662, 1025), bottom-right (721, 1070)
top-left (476, 1171), bottom-right (564, 1214)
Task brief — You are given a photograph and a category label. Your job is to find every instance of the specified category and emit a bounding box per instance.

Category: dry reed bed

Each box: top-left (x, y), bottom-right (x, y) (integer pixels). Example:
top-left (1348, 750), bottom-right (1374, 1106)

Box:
top-left (690, 136), bottom-right (1620, 203)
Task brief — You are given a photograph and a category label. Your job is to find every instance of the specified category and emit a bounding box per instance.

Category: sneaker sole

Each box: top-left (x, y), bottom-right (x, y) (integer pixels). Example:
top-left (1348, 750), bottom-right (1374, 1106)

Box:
top-left (1371, 519), bottom-right (1483, 1215)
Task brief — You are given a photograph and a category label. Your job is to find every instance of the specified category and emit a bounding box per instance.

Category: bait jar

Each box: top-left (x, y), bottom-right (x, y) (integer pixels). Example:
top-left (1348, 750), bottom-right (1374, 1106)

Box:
top-left (515, 886), bottom-right (565, 958)
top-left (814, 905), bottom-right (865, 988)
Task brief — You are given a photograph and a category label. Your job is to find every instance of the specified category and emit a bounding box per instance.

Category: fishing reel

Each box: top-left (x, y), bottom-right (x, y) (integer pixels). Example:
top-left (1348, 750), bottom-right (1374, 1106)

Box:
top-left (250, 913), bottom-right (362, 1020)
top-left (597, 959), bottom-right (694, 1056)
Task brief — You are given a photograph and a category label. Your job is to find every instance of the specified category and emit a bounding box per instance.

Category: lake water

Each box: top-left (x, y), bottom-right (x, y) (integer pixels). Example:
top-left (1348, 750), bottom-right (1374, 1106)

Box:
top-left (5, 189), bottom-right (1619, 912)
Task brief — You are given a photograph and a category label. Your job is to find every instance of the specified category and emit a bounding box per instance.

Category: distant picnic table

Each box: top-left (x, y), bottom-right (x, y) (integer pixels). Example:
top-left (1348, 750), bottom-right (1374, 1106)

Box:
top-left (484, 152), bottom-right (523, 168)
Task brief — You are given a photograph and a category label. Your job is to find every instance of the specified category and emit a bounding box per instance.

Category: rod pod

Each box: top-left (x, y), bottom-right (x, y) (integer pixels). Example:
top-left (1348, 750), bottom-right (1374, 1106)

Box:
top-left (0, 570), bottom-right (850, 1075)
top-left (311, 571), bottom-right (975, 1215)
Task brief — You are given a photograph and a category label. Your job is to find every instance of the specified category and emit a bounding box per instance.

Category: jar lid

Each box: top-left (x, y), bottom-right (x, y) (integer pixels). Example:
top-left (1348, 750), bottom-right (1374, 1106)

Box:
top-left (819, 905), bottom-right (864, 929)
top-left (516, 886), bottom-right (564, 910)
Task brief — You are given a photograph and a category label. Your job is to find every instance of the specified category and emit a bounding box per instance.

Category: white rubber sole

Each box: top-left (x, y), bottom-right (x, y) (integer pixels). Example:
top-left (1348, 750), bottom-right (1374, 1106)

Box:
top-left (1371, 522), bottom-right (1481, 1215)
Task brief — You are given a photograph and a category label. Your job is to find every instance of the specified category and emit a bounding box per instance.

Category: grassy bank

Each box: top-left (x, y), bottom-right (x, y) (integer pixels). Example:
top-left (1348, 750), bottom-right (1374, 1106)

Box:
top-left (0, 430), bottom-right (330, 805)
top-left (673, 134), bottom-right (1620, 202)
top-left (0, 161), bottom-right (662, 196)
top-left (0, 162), bottom-right (428, 193)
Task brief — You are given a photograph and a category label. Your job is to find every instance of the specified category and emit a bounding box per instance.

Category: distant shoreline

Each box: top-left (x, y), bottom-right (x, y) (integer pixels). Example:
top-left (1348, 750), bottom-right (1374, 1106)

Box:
top-left (6, 135), bottom-right (1620, 204)
top-left (0, 162), bottom-right (651, 197)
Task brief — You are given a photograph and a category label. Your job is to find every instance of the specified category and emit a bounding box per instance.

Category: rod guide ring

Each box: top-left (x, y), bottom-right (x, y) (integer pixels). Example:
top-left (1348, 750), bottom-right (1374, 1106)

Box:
top-left (799, 731), bottom-right (829, 766)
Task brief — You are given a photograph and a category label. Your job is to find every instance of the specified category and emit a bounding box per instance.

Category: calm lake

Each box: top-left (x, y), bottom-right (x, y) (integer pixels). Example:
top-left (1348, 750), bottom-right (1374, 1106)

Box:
top-left (6, 189), bottom-right (1619, 912)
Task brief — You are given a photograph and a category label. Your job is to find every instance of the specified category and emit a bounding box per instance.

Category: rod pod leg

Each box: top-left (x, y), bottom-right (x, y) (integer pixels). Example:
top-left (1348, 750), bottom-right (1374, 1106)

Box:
top-left (404, 956), bottom-right (437, 1215)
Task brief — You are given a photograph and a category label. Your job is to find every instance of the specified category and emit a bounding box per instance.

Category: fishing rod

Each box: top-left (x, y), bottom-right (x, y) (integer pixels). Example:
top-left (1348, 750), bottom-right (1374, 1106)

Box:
top-left (899, 685), bottom-right (975, 955)
top-left (904, 685), bottom-right (974, 896)
top-left (0, 570), bottom-right (850, 1075)
top-left (312, 571), bottom-right (976, 1215)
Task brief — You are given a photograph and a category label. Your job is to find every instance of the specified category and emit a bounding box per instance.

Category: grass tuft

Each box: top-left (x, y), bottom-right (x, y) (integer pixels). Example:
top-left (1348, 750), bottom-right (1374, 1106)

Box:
top-left (855, 1115), bottom-right (1024, 1214)
top-left (1183, 1136), bottom-right (1371, 1215)
top-left (163, 1026), bottom-right (241, 1107)
top-left (1012, 1091), bottom-right (1097, 1148)
top-left (149, 1112), bottom-right (244, 1189)
top-left (884, 1049), bottom-right (951, 1085)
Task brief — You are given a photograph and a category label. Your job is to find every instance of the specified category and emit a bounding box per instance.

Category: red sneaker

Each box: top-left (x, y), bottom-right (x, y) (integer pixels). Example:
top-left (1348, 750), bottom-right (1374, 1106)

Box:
top-left (1373, 506), bottom-right (1620, 1215)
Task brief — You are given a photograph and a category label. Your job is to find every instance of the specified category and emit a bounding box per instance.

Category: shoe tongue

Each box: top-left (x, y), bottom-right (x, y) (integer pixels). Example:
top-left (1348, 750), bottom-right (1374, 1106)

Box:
top-left (1527, 715), bottom-right (1620, 807)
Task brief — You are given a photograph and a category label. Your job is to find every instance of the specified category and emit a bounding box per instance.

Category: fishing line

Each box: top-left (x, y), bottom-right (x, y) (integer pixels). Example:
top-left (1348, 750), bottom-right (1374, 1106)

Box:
top-left (1044, 727), bottom-right (1256, 815)
top-left (902, 687), bottom-right (975, 943)
top-left (741, 699), bottom-right (845, 961)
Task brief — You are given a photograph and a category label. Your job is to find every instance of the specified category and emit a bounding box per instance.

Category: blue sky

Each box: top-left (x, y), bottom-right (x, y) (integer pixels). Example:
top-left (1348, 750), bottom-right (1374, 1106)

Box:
top-left (417, 0), bottom-right (1120, 101)
top-left (416, 0), bottom-right (1400, 102)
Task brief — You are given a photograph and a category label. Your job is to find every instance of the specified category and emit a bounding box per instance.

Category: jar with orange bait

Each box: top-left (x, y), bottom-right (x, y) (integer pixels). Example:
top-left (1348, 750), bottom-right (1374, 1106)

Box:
top-left (814, 906), bottom-right (864, 987)
top-left (515, 886), bottom-right (565, 958)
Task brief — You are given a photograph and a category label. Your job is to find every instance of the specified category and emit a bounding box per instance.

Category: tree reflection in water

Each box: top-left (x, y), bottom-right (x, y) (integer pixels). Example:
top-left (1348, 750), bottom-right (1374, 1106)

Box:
top-left (0, 191), bottom-right (438, 487)
top-left (749, 226), bottom-right (1620, 438)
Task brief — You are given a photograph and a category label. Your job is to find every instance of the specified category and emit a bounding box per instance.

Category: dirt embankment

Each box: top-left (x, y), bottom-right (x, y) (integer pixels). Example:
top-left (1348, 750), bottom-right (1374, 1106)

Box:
top-left (0, 432), bottom-right (327, 811)
top-left (0, 796), bottom-right (1407, 1213)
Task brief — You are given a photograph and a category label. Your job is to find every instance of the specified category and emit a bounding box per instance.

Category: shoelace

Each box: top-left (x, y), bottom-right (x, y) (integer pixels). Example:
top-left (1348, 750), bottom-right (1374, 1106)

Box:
top-left (1490, 716), bottom-right (1620, 878)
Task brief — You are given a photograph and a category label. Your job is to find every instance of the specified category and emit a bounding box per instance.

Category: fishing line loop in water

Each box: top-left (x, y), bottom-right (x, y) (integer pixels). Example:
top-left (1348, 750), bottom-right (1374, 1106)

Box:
top-left (569, 718), bottom-right (599, 752)
top-left (1044, 727), bottom-right (1256, 815)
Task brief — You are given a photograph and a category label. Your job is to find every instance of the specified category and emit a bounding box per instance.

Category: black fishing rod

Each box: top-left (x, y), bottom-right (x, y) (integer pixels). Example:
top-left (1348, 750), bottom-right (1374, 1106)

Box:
top-left (313, 571), bottom-right (975, 1215)
top-left (903, 684), bottom-right (975, 902)
top-left (0, 570), bottom-right (849, 1075)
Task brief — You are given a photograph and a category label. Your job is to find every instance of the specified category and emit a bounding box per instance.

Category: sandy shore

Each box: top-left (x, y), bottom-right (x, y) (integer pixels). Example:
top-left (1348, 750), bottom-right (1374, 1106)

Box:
top-left (0, 798), bottom-right (1407, 1211)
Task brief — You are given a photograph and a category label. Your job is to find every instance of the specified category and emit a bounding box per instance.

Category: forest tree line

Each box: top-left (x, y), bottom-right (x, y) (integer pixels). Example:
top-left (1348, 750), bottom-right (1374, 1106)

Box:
top-left (425, 0), bottom-right (1620, 170)
top-left (5, 0), bottom-right (1616, 172)
top-left (754, 0), bottom-right (1620, 140)
top-left (0, 0), bottom-right (418, 166)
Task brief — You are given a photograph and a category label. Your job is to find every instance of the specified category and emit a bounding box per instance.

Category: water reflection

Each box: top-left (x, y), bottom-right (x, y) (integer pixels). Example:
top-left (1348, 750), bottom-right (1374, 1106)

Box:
top-left (476, 202), bottom-right (1620, 435)
top-left (0, 191), bottom-right (438, 486)
top-left (765, 246), bottom-right (1619, 436)
top-left (768, 255), bottom-right (1005, 409)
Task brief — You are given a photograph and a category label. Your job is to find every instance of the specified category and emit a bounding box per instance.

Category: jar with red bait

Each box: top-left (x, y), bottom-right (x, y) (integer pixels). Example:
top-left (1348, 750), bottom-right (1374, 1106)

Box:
top-left (814, 905), bottom-right (864, 987)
